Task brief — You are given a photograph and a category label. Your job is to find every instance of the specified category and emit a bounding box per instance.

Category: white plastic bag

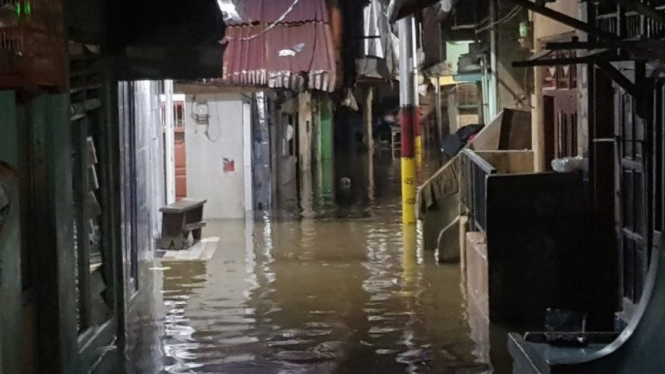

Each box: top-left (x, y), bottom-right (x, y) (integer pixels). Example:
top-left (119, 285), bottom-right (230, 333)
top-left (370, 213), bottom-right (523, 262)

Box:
top-left (552, 156), bottom-right (584, 173)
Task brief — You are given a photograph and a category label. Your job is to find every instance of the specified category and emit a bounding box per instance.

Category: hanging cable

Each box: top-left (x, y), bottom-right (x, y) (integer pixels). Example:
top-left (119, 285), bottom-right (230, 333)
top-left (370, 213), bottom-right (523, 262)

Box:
top-left (226, 0), bottom-right (301, 41)
top-left (476, 6), bottom-right (521, 33)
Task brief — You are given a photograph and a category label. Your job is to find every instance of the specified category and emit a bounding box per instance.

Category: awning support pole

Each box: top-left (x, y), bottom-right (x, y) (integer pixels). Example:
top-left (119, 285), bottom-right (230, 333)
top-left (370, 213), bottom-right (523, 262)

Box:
top-left (398, 15), bottom-right (418, 225)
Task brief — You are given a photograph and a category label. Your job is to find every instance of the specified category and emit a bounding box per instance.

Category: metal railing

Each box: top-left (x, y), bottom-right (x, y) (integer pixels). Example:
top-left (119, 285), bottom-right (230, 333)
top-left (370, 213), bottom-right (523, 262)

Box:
top-left (597, 4), bottom-right (665, 39)
top-left (462, 149), bottom-right (497, 233)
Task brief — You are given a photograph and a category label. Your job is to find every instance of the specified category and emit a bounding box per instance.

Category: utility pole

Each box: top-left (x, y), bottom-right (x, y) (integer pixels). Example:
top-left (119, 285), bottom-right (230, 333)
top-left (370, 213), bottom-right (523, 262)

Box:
top-left (363, 87), bottom-right (374, 153)
top-left (435, 81), bottom-right (443, 151)
top-left (164, 80), bottom-right (176, 204)
top-left (398, 16), bottom-right (418, 225)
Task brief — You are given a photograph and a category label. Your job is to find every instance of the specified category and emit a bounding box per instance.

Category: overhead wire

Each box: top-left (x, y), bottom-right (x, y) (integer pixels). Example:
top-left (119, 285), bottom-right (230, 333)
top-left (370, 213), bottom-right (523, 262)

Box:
top-left (226, 0), bottom-right (301, 41)
top-left (476, 5), bottom-right (521, 33)
top-left (476, 6), bottom-right (520, 33)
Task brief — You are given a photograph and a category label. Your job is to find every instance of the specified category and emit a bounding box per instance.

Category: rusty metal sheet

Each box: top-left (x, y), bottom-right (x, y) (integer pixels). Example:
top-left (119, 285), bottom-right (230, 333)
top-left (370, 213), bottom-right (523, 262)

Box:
top-left (220, 22), bottom-right (337, 92)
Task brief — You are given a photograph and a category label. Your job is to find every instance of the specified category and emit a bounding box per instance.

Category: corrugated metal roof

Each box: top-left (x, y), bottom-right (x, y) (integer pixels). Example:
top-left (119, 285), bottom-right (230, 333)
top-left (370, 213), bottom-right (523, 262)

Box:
top-left (213, 0), bottom-right (337, 92)
top-left (228, 0), bottom-right (330, 25)
top-left (221, 23), bottom-right (337, 92)
top-left (387, 0), bottom-right (445, 22)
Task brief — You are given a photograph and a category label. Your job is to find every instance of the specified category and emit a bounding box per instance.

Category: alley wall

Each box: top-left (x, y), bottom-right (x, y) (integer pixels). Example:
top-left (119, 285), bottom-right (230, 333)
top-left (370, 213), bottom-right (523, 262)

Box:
top-left (531, 2), bottom-right (583, 171)
top-left (184, 93), bottom-right (249, 219)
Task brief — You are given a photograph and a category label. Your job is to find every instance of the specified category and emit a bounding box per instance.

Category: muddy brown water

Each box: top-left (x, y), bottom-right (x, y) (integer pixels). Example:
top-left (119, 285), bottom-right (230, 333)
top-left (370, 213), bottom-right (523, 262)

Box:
top-left (129, 155), bottom-right (492, 373)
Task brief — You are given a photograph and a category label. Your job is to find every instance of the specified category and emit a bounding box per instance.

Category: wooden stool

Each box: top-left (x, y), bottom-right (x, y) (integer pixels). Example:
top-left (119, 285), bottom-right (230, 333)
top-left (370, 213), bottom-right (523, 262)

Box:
top-left (158, 199), bottom-right (207, 250)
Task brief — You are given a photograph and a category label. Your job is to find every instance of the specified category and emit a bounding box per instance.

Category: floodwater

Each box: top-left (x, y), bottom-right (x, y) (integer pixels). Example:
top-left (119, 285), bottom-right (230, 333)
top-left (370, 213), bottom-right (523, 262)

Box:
top-left (129, 154), bottom-right (491, 374)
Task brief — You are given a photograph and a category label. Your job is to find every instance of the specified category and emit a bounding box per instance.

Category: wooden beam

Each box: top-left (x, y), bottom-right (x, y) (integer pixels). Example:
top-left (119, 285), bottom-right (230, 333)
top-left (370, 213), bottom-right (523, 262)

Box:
top-left (595, 61), bottom-right (638, 97)
top-left (543, 38), bottom-right (665, 63)
top-left (31, 94), bottom-right (78, 374)
top-left (545, 40), bottom-right (611, 50)
top-left (512, 50), bottom-right (624, 68)
top-left (73, 115), bottom-right (93, 331)
top-left (0, 92), bottom-right (22, 374)
top-left (388, 0), bottom-right (440, 23)
top-left (105, 70), bottom-right (127, 356)
top-left (611, 0), bottom-right (665, 25)
top-left (507, 0), bottom-right (618, 41)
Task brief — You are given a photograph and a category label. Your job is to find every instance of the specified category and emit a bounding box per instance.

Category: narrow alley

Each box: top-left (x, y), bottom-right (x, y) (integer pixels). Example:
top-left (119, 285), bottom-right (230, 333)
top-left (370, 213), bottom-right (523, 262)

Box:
top-left (3, 0), bottom-right (665, 374)
top-left (127, 156), bottom-right (487, 374)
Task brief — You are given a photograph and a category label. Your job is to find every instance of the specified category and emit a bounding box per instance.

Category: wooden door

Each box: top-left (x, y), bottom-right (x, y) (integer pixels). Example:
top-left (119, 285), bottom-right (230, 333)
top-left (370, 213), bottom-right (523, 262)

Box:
top-left (554, 90), bottom-right (578, 159)
top-left (174, 101), bottom-right (187, 200)
top-left (67, 47), bottom-right (121, 373)
top-left (543, 94), bottom-right (555, 169)
top-left (543, 90), bottom-right (578, 169)
top-left (616, 88), bottom-right (649, 307)
top-left (654, 82), bottom-right (665, 247)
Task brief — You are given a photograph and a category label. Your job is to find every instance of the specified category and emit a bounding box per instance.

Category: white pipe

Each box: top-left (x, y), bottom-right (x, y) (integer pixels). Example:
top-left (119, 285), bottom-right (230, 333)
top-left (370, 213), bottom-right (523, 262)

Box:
top-left (435, 82), bottom-right (443, 143)
top-left (164, 80), bottom-right (176, 204)
top-left (243, 101), bottom-right (253, 215)
top-left (398, 16), bottom-right (418, 107)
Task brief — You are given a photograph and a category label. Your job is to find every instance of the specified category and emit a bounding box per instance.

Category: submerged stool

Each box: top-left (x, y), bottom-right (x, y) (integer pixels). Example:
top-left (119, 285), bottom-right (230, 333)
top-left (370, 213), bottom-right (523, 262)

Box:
top-left (158, 199), bottom-right (207, 250)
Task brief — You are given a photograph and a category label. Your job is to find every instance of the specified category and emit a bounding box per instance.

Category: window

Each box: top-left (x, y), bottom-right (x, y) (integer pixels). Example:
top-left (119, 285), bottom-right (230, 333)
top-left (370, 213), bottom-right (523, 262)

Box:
top-left (175, 102), bottom-right (185, 128)
top-left (543, 50), bottom-right (577, 90)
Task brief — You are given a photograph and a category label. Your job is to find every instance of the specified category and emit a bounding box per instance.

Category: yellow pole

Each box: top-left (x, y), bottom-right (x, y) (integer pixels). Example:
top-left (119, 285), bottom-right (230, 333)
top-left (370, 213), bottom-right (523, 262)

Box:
top-left (400, 105), bottom-right (417, 225)
top-left (399, 16), bottom-right (418, 225)
top-left (401, 154), bottom-right (417, 225)
top-left (402, 223), bottom-right (418, 287)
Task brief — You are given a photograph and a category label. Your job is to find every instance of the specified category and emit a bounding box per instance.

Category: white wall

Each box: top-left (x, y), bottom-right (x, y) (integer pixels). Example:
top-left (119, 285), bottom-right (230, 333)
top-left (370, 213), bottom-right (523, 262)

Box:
top-left (133, 81), bottom-right (165, 242)
top-left (532, 2), bottom-right (578, 41)
top-left (531, 2), bottom-right (581, 171)
top-left (185, 93), bottom-right (248, 219)
top-left (446, 41), bottom-right (471, 74)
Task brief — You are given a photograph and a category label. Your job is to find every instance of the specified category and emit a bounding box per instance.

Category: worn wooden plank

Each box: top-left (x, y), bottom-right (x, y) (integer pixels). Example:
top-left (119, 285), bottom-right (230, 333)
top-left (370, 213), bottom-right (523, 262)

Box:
top-left (184, 222), bottom-right (207, 232)
top-left (87, 136), bottom-right (99, 166)
top-left (48, 94), bottom-right (79, 373)
top-left (161, 238), bottom-right (218, 262)
top-left (157, 237), bottom-right (190, 251)
top-left (160, 199), bottom-right (207, 213)
top-left (71, 64), bottom-right (124, 374)
top-left (74, 115), bottom-right (93, 331)
top-left (298, 92), bottom-right (314, 216)
top-left (0, 92), bottom-right (19, 166)
top-left (201, 237), bottom-right (220, 261)
top-left (89, 191), bottom-right (103, 218)
top-left (31, 94), bottom-right (78, 374)
top-left (89, 65), bottom-right (122, 357)
top-left (188, 241), bottom-right (206, 260)
top-left (0, 91), bottom-right (22, 374)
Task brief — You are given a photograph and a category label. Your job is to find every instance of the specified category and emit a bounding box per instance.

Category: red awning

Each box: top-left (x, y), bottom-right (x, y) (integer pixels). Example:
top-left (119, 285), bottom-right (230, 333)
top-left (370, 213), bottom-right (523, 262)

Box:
top-left (222, 23), bottom-right (337, 92)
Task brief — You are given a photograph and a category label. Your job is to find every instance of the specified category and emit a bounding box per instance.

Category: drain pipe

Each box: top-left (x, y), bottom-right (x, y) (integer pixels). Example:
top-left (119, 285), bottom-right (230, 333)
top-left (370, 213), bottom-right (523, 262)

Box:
top-left (398, 16), bottom-right (418, 225)
top-left (164, 80), bottom-right (176, 204)
top-left (435, 80), bottom-right (443, 153)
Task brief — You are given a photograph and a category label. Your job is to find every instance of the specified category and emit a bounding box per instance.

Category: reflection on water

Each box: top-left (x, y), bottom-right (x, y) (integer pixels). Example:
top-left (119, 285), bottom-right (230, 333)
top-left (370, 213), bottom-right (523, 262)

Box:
top-left (131, 155), bottom-right (491, 373)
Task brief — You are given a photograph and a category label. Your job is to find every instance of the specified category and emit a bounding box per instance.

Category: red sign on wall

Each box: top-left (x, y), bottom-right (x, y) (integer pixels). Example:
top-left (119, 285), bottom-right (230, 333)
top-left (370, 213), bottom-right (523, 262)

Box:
top-left (223, 158), bottom-right (235, 173)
